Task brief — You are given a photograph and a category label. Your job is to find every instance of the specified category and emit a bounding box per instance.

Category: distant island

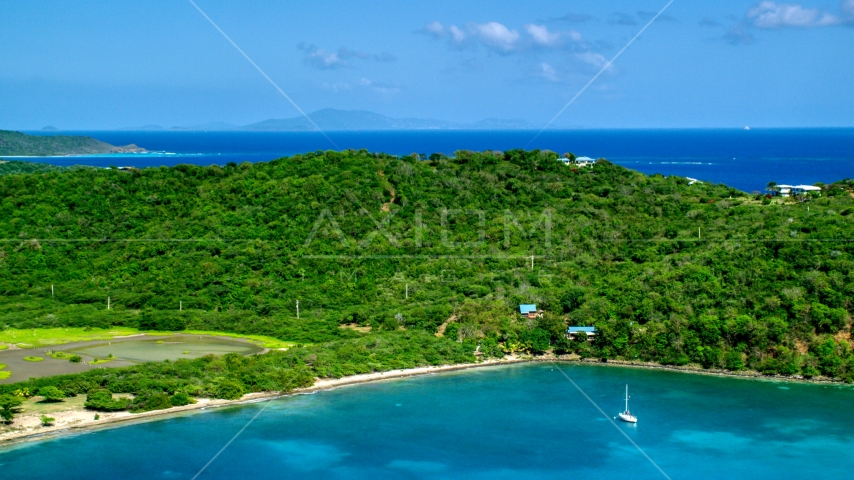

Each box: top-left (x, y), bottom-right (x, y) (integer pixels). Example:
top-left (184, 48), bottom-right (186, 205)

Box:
top-left (0, 130), bottom-right (146, 156)
top-left (123, 108), bottom-right (535, 132)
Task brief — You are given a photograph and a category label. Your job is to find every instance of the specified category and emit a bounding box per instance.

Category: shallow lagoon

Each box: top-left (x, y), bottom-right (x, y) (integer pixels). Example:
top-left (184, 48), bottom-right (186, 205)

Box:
top-left (66, 336), bottom-right (264, 363)
top-left (2, 363), bottom-right (852, 479)
top-left (0, 335), bottom-right (263, 383)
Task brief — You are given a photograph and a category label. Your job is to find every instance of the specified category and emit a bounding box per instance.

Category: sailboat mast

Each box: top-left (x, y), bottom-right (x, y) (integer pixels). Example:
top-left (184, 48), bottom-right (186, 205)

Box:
top-left (625, 385), bottom-right (629, 412)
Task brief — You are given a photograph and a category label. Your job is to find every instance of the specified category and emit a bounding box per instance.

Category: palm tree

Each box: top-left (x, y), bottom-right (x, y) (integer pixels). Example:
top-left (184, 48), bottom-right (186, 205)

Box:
top-left (766, 181), bottom-right (779, 195)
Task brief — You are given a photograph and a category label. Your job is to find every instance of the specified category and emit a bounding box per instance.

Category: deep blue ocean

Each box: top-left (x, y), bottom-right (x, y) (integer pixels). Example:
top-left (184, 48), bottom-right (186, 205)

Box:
top-left (2, 363), bottom-right (853, 479)
top-left (15, 128), bottom-right (854, 193)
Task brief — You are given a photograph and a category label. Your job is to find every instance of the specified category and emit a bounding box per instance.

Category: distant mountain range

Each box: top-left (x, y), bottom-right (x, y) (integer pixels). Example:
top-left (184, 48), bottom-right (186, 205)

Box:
top-left (119, 109), bottom-right (534, 132)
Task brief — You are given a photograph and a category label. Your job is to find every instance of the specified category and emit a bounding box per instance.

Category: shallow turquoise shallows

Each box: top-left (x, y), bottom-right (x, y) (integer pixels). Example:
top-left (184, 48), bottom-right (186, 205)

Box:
top-left (2, 363), bottom-right (853, 479)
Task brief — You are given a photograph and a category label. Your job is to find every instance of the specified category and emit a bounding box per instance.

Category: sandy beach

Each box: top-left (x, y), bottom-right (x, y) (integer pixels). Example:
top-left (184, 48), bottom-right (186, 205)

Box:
top-left (0, 357), bottom-right (529, 448)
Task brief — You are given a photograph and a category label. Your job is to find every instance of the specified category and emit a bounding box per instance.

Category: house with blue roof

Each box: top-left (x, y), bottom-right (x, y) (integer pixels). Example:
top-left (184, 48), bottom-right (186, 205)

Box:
top-left (568, 326), bottom-right (597, 341)
top-left (519, 304), bottom-right (542, 319)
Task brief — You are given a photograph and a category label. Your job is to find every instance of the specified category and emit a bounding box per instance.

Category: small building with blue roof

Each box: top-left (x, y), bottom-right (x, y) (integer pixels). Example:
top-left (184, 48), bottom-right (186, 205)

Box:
top-left (568, 326), bottom-right (597, 341)
top-left (519, 304), bottom-right (542, 319)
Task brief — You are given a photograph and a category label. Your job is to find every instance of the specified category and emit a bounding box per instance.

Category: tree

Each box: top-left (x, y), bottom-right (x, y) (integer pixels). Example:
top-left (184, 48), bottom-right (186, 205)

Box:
top-left (444, 323), bottom-right (460, 341)
top-left (522, 328), bottom-right (551, 353)
top-left (0, 394), bottom-right (24, 424)
top-left (170, 392), bottom-right (195, 407)
top-left (766, 181), bottom-right (778, 193)
top-left (84, 390), bottom-right (131, 411)
top-left (40, 415), bottom-right (55, 426)
top-left (724, 350), bottom-right (745, 371)
top-left (214, 379), bottom-right (245, 400)
top-left (38, 386), bottom-right (65, 402)
top-left (130, 391), bottom-right (173, 413)
top-left (553, 334), bottom-right (573, 355)
top-left (479, 337), bottom-right (505, 358)
top-left (560, 288), bottom-right (586, 313)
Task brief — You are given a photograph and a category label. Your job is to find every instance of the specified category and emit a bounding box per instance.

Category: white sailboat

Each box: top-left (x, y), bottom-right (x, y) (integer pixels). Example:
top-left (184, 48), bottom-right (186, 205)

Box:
top-left (618, 385), bottom-right (637, 423)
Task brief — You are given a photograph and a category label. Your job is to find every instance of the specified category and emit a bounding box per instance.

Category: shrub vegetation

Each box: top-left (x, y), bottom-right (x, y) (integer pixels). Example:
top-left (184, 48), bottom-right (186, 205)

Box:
top-left (0, 149), bottom-right (852, 404)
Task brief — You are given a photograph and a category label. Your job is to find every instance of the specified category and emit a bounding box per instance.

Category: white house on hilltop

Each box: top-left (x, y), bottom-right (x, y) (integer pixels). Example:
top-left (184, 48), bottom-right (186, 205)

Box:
top-left (767, 184), bottom-right (821, 197)
top-left (791, 185), bottom-right (822, 196)
top-left (768, 185), bottom-right (794, 197)
top-left (575, 156), bottom-right (595, 167)
top-left (559, 156), bottom-right (595, 168)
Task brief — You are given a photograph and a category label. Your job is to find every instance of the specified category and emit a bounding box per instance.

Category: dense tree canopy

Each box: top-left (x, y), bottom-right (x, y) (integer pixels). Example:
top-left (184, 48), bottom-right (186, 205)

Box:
top-left (1, 150), bottom-right (854, 382)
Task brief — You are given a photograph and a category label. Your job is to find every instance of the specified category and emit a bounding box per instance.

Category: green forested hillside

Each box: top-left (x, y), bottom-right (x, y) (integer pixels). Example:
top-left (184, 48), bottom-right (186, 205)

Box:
top-left (0, 160), bottom-right (80, 176)
top-left (2, 150), bottom-right (854, 380)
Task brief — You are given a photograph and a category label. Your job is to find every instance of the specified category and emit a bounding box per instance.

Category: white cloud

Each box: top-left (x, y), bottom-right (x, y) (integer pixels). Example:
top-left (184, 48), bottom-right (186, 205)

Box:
top-left (420, 21), bottom-right (521, 51)
top-left (359, 78), bottom-right (400, 94)
top-left (321, 81), bottom-right (352, 93)
top-left (747, 1), bottom-right (840, 28)
top-left (566, 30), bottom-right (584, 42)
top-left (449, 25), bottom-right (467, 43)
top-left (468, 22), bottom-right (520, 51)
top-left (575, 52), bottom-right (609, 69)
top-left (419, 22), bottom-right (467, 45)
top-left (320, 78), bottom-right (400, 94)
top-left (524, 24), bottom-right (561, 46)
top-left (424, 21), bottom-right (445, 37)
top-left (422, 20), bottom-right (584, 53)
top-left (842, 0), bottom-right (854, 18)
top-left (539, 62), bottom-right (558, 81)
top-left (297, 43), bottom-right (394, 70)
top-left (308, 49), bottom-right (345, 69)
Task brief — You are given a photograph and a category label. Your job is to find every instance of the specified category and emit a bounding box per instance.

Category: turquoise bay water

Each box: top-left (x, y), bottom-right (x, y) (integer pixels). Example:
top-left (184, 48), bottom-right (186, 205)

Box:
top-left (2, 363), bottom-right (853, 479)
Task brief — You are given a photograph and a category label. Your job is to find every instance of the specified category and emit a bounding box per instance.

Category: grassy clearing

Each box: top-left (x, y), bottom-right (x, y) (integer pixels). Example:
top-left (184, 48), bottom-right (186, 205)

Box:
top-left (0, 344), bottom-right (7, 350)
top-left (0, 362), bottom-right (9, 380)
top-left (48, 351), bottom-right (82, 363)
top-left (144, 330), bottom-right (296, 349)
top-left (0, 327), bottom-right (139, 348)
top-left (23, 356), bottom-right (44, 362)
top-left (21, 395), bottom-right (87, 415)
top-left (0, 327), bottom-right (294, 350)
top-left (89, 358), bottom-right (113, 365)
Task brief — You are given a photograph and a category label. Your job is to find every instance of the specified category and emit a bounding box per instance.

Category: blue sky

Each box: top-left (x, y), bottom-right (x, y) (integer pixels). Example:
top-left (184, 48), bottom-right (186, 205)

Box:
top-left (1, 0), bottom-right (852, 129)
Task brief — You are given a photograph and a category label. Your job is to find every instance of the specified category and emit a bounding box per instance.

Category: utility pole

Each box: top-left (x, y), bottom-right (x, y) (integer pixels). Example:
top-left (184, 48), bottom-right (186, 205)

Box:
top-left (530, 255), bottom-right (534, 270)
top-left (107, 297), bottom-right (111, 310)
top-left (405, 283), bottom-right (409, 300)
top-left (180, 301), bottom-right (182, 311)
top-left (296, 300), bottom-right (300, 319)
top-left (51, 285), bottom-right (54, 297)
top-left (698, 228), bottom-right (701, 241)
